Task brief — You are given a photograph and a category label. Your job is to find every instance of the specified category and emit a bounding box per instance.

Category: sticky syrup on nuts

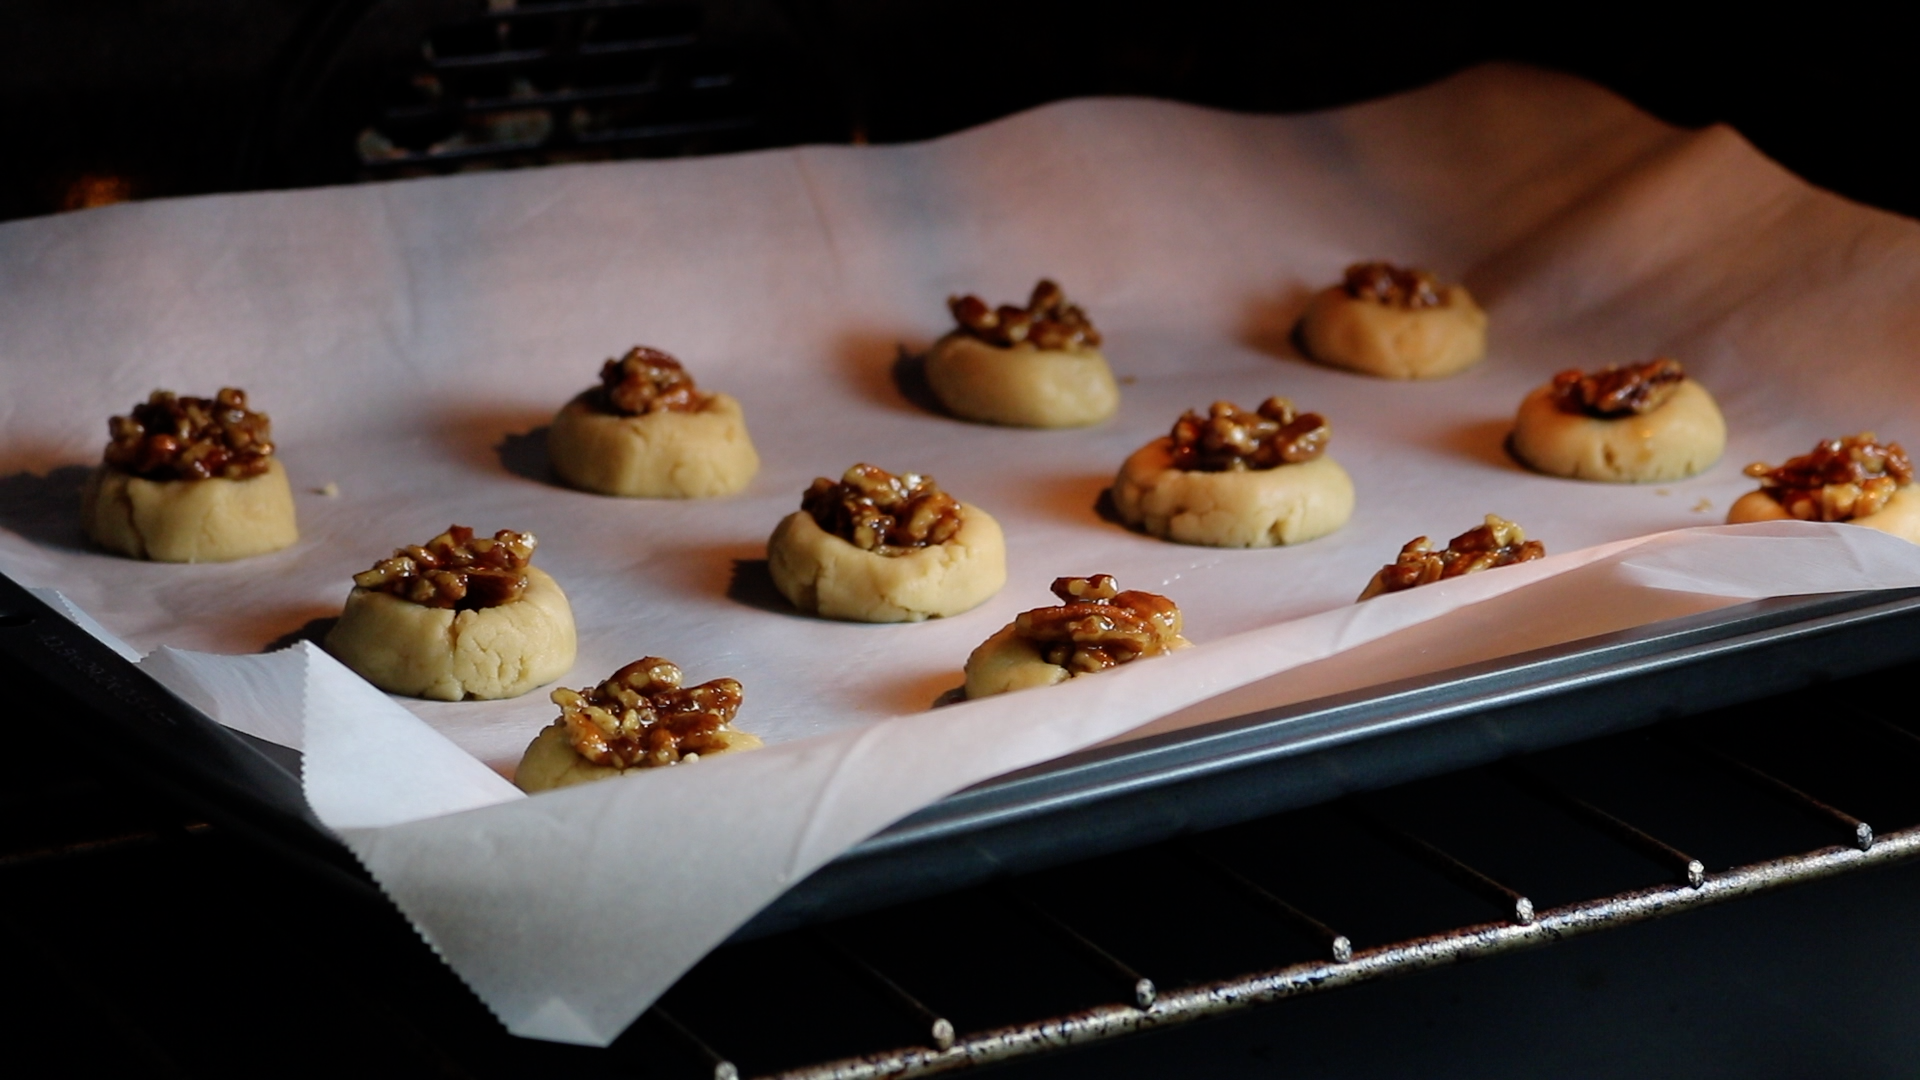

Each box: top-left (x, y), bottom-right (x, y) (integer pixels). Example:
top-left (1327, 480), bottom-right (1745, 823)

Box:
top-left (1169, 398), bottom-right (1330, 471)
top-left (352, 525), bottom-right (535, 610)
top-left (1744, 433), bottom-right (1913, 522)
top-left (103, 388), bottom-right (276, 481)
top-left (553, 657), bottom-right (746, 769)
top-left (1367, 515), bottom-right (1545, 597)
top-left (802, 464), bottom-right (964, 555)
top-left (1549, 358), bottom-right (1687, 419)
top-left (1342, 262), bottom-right (1447, 310)
top-left (589, 346), bottom-right (706, 416)
top-left (948, 279), bottom-right (1102, 351)
top-left (1014, 575), bottom-right (1184, 674)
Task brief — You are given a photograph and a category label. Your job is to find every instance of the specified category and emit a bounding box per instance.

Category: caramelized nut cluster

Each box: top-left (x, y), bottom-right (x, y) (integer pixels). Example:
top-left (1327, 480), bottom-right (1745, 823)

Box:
top-left (1169, 398), bottom-right (1330, 472)
top-left (1343, 262), bottom-right (1446, 310)
top-left (1014, 575), bottom-right (1183, 674)
top-left (103, 388), bottom-right (276, 481)
top-left (352, 525), bottom-right (536, 610)
top-left (590, 346), bottom-right (706, 416)
top-left (554, 658), bottom-right (745, 769)
top-left (802, 464), bottom-right (964, 555)
top-left (1745, 433), bottom-right (1913, 522)
top-left (1372, 515), bottom-right (1545, 596)
top-left (1550, 358), bottom-right (1687, 418)
top-left (948, 279), bottom-right (1102, 351)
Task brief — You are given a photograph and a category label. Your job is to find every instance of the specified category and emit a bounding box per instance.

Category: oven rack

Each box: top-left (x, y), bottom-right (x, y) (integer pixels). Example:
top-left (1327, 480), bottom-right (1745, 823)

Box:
top-left (638, 677), bottom-right (1920, 1079)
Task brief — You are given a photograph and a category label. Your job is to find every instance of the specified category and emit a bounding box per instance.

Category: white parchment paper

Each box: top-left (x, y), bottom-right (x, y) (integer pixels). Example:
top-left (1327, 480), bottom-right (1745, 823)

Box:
top-left (6, 64), bottom-right (1920, 1043)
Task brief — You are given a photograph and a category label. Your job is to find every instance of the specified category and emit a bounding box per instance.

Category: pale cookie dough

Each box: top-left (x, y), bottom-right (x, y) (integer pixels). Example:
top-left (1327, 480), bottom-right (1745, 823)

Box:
top-left (1727, 433), bottom-right (1920, 544)
top-left (515, 722), bottom-right (764, 792)
top-left (325, 565), bottom-right (576, 701)
top-left (1298, 263), bottom-right (1487, 380)
top-left (1357, 514), bottom-right (1545, 601)
top-left (1726, 486), bottom-right (1920, 543)
top-left (1511, 379), bottom-right (1726, 483)
top-left (924, 333), bottom-right (1119, 428)
top-left (962, 621), bottom-right (1193, 699)
top-left (768, 502), bottom-right (1006, 622)
top-left (1112, 440), bottom-right (1354, 547)
top-left (548, 392), bottom-right (759, 498)
top-left (963, 575), bottom-right (1190, 699)
top-left (81, 459), bottom-right (299, 563)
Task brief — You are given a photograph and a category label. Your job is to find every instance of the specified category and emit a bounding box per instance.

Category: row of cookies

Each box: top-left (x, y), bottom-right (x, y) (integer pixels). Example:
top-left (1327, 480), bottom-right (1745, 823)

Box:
top-left (73, 267), bottom-right (1918, 798)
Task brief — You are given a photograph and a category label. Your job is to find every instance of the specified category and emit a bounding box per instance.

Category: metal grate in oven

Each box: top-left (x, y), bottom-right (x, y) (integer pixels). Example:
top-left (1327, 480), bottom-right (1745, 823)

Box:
top-left (631, 683), bottom-right (1920, 1079)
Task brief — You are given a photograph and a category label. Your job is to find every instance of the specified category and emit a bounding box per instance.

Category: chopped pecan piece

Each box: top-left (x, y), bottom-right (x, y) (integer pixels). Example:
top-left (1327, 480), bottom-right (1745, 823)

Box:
top-left (802, 464), bottom-right (964, 555)
top-left (1168, 397), bottom-right (1330, 472)
top-left (1342, 262), bottom-right (1446, 310)
top-left (1549, 358), bottom-right (1687, 418)
top-left (1370, 515), bottom-right (1545, 596)
top-left (352, 525), bottom-right (536, 610)
top-left (103, 388), bottom-right (276, 481)
top-left (1013, 575), bottom-right (1183, 674)
top-left (948, 279), bottom-right (1102, 351)
top-left (589, 346), bottom-right (706, 415)
top-left (1744, 433), bottom-right (1913, 522)
top-left (553, 657), bottom-right (745, 769)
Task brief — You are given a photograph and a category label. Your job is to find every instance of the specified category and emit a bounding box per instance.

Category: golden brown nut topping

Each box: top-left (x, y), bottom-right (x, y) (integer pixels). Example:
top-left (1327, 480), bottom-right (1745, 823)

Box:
top-left (1744, 433), bottom-right (1914, 522)
top-left (801, 464), bottom-right (964, 555)
top-left (589, 346), bottom-right (707, 416)
top-left (1342, 262), bottom-right (1446, 310)
top-left (1549, 358), bottom-right (1687, 419)
top-left (1013, 575), bottom-right (1184, 674)
top-left (1168, 398), bottom-right (1330, 472)
top-left (1370, 515), bottom-right (1545, 597)
top-left (103, 388), bottom-right (276, 481)
top-left (553, 657), bottom-right (745, 769)
top-left (948, 279), bottom-right (1102, 351)
top-left (352, 525), bottom-right (536, 610)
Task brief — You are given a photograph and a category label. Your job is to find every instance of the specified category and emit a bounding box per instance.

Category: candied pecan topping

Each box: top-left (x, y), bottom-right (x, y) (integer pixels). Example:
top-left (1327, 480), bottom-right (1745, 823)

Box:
top-left (1743, 433), bottom-right (1913, 523)
top-left (1342, 262), bottom-right (1446, 310)
top-left (948, 278), bottom-right (1102, 351)
top-left (553, 657), bottom-right (745, 769)
top-left (1168, 397), bottom-right (1329, 472)
top-left (103, 388), bottom-right (276, 481)
top-left (1013, 575), bottom-right (1184, 674)
top-left (352, 525), bottom-right (536, 610)
top-left (589, 346), bottom-right (706, 416)
top-left (1371, 515), bottom-right (1545, 596)
top-left (801, 464), bottom-right (964, 555)
top-left (1549, 358), bottom-right (1687, 418)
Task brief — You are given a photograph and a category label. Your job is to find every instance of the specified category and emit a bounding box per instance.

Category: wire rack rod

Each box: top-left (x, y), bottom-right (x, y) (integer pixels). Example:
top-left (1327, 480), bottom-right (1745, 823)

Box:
top-left (758, 824), bottom-right (1920, 1080)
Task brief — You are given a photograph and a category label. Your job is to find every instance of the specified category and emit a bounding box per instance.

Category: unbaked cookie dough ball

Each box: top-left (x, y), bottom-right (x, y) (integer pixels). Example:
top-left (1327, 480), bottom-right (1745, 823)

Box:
top-left (548, 346), bottom-right (759, 498)
top-left (767, 463), bottom-right (1006, 622)
top-left (80, 388), bottom-right (298, 562)
top-left (324, 525), bottom-right (576, 701)
top-left (1111, 397), bottom-right (1354, 547)
top-left (1298, 262), bottom-right (1487, 380)
top-left (515, 656), bottom-right (763, 792)
top-left (924, 279), bottom-right (1119, 427)
top-left (1727, 433), bottom-right (1920, 544)
top-left (1357, 514), bottom-right (1545, 601)
top-left (1511, 358), bottom-right (1726, 483)
top-left (963, 574), bottom-right (1190, 699)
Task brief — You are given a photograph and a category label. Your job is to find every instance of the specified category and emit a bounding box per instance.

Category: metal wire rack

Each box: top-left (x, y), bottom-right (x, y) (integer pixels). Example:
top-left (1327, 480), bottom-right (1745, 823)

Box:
top-left (625, 686), bottom-right (1920, 1079)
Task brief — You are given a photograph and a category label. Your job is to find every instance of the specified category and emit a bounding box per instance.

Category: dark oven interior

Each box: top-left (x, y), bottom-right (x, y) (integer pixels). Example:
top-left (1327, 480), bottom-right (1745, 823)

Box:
top-left (5, 5), bottom-right (1919, 1077)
